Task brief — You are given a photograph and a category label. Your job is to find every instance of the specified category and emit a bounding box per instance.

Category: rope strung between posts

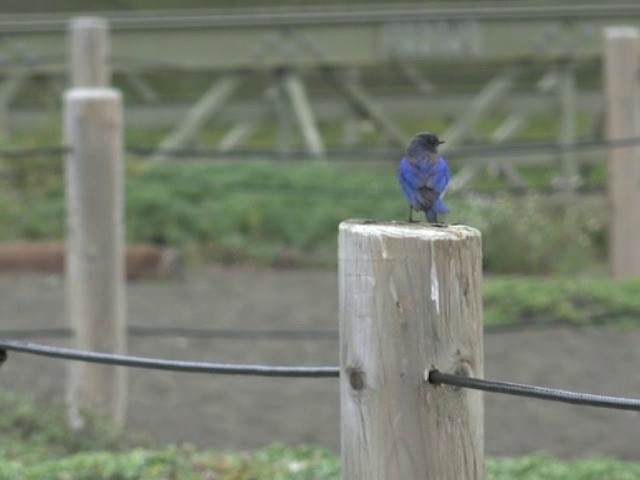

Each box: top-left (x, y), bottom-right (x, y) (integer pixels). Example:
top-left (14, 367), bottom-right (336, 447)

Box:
top-left (3, 339), bottom-right (640, 412)
top-left (3, 135), bottom-right (640, 161)
top-left (0, 339), bottom-right (339, 378)
top-left (428, 370), bottom-right (640, 412)
top-left (125, 135), bottom-right (640, 161)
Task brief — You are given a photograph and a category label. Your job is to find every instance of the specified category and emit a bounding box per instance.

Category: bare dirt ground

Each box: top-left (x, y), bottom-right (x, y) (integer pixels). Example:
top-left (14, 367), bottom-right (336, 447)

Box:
top-left (1, 266), bottom-right (639, 459)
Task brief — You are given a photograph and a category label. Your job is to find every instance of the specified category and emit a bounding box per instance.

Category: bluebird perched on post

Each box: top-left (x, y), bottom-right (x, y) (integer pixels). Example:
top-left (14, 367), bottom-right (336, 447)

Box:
top-left (397, 132), bottom-right (450, 223)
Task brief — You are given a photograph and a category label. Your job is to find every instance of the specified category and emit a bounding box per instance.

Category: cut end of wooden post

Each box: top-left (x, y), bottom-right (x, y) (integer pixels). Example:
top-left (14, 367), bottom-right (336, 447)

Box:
top-left (339, 219), bottom-right (480, 242)
top-left (65, 87), bottom-right (122, 103)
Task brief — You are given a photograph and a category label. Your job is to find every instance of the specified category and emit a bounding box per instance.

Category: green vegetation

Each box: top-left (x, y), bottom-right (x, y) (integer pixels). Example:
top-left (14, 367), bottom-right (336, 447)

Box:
top-left (0, 152), bottom-right (608, 273)
top-left (1, 392), bottom-right (639, 480)
top-left (484, 277), bottom-right (640, 327)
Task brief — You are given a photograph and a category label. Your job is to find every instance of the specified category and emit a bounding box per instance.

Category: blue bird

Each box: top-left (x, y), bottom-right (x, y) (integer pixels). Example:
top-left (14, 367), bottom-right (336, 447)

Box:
top-left (397, 132), bottom-right (450, 223)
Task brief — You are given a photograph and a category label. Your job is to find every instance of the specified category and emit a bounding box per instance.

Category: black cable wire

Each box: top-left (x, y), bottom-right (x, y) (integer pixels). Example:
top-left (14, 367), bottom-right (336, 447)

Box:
top-left (3, 340), bottom-right (640, 410)
top-left (126, 135), bottom-right (640, 162)
top-left (428, 370), bottom-right (640, 412)
top-left (0, 339), bottom-right (339, 378)
top-left (2, 135), bottom-right (640, 162)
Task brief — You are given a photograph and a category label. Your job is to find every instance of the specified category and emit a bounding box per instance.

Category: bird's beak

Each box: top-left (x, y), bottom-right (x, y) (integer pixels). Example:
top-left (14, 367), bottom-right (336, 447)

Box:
top-left (438, 141), bottom-right (445, 145)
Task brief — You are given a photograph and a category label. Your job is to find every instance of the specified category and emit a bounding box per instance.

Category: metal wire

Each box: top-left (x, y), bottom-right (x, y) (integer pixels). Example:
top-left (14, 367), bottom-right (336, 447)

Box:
top-left (1, 135), bottom-right (640, 162)
top-left (428, 370), bottom-right (640, 412)
top-left (0, 339), bottom-right (339, 378)
top-left (126, 135), bottom-right (640, 162)
top-left (3, 338), bottom-right (640, 410)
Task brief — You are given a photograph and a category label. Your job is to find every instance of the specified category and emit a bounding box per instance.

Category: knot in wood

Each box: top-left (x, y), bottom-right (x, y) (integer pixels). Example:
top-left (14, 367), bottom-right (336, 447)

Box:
top-left (348, 368), bottom-right (366, 391)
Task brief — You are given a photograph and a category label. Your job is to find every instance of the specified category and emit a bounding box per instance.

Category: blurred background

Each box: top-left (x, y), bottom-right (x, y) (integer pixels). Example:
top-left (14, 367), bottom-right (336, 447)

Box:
top-left (1, 0), bottom-right (640, 475)
top-left (0, 1), bottom-right (619, 272)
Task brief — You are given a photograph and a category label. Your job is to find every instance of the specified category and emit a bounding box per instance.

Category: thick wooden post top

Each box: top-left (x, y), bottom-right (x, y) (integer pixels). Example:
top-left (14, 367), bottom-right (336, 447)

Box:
top-left (339, 219), bottom-right (480, 240)
top-left (339, 219), bottom-right (483, 480)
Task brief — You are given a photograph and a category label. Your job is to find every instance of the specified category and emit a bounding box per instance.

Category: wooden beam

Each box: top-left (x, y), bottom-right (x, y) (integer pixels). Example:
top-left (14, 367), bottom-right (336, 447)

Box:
top-left (442, 69), bottom-right (519, 150)
top-left (153, 72), bottom-right (243, 161)
top-left (282, 70), bottom-right (326, 157)
top-left (0, 65), bottom-right (29, 138)
top-left (334, 70), bottom-right (408, 147)
top-left (557, 63), bottom-right (580, 188)
top-left (123, 71), bottom-right (159, 103)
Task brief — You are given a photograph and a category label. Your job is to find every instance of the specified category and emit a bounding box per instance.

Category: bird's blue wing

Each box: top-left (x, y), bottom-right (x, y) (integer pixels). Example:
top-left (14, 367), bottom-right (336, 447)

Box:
top-left (424, 157), bottom-right (450, 194)
top-left (398, 155), bottom-right (451, 213)
top-left (398, 157), bottom-right (425, 210)
top-left (398, 157), bottom-right (423, 189)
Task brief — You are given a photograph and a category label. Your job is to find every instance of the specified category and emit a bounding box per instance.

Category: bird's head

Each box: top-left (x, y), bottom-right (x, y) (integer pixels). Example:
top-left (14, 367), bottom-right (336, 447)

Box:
top-left (406, 132), bottom-right (444, 157)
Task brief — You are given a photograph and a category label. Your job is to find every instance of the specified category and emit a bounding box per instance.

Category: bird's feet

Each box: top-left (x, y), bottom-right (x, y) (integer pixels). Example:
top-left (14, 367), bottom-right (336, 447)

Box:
top-left (407, 206), bottom-right (419, 223)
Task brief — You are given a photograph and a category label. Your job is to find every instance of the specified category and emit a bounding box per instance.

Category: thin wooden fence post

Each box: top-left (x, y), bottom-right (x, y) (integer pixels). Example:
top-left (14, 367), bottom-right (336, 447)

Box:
top-left (69, 17), bottom-right (110, 88)
top-left (339, 220), bottom-right (483, 479)
top-left (65, 17), bottom-right (126, 428)
top-left (604, 27), bottom-right (640, 279)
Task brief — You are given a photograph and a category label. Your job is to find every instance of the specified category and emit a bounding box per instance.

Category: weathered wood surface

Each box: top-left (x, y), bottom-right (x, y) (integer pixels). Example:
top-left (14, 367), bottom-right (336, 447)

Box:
top-left (339, 220), bottom-right (484, 479)
top-left (64, 87), bottom-right (127, 427)
top-left (604, 27), bottom-right (640, 279)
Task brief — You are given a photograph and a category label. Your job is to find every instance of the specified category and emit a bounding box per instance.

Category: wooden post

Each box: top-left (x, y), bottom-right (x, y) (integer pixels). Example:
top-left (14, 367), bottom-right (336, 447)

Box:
top-left (604, 27), bottom-right (640, 279)
top-left (65, 88), bottom-right (127, 428)
top-left (339, 220), bottom-right (483, 479)
top-left (69, 17), bottom-right (110, 87)
top-left (65, 17), bottom-right (126, 428)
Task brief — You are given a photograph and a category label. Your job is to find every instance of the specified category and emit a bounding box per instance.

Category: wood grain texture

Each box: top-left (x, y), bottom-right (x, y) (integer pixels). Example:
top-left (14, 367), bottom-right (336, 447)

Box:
top-left (339, 220), bottom-right (483, 480)
top-left (64, 88), bottom-right (126, 427)
top-left (604, 27), bottom-right (640, 279)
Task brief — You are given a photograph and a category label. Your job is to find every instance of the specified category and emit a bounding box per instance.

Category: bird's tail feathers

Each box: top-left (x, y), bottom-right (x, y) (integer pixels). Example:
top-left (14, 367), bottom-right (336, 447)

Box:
top-left (433, 198), bottom-right (449, 213)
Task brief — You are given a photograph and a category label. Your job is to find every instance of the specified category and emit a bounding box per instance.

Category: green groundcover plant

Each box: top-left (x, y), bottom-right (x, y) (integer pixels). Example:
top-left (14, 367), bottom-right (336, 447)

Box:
top-left (2, 392), bottom-right (640, 479)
